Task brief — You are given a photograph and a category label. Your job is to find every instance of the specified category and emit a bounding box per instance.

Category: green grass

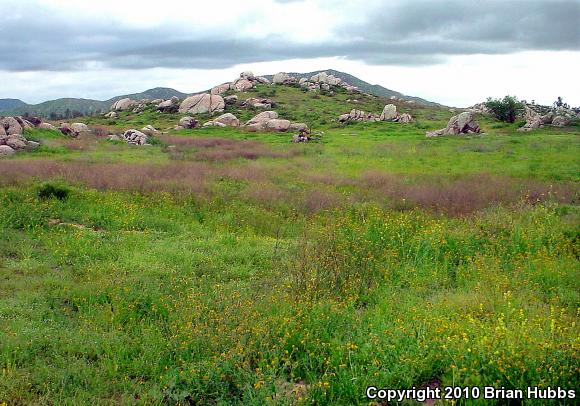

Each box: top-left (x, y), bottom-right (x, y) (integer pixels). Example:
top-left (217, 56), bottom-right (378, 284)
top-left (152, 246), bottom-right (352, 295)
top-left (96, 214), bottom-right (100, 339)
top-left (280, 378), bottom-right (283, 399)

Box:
top-left (0, 87), bottom-right (579, 404)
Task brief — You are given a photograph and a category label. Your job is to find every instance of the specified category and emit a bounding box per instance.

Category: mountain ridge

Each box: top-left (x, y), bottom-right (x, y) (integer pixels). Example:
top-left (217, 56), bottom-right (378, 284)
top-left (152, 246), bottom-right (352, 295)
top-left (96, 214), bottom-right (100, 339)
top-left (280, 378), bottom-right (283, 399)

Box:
top-left (0, 70), bottom-right (440, 118)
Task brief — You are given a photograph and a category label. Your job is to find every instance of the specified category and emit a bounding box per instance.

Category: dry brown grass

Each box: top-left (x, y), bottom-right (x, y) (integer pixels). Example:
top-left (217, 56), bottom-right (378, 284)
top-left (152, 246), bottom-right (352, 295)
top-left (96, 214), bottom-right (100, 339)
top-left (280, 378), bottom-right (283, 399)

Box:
top-left (360, 171), bottom-right (578, 215)
top-left (160, 136), bottom-right (300, 161)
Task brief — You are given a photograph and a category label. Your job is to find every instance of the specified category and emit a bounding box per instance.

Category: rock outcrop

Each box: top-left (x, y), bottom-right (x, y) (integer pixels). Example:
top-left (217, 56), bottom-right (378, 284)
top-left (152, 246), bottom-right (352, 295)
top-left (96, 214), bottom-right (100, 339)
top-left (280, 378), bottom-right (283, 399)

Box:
top-left (70, 123), bottom-right (90, 133)
top-left (0, 116), bottom-right (39, 156)
top-left (178, 94), bottom-right (225, 115)
top-left (426, 112), bottom-right (481, 137)
top-left (141, 125), bottom-right (159, 135)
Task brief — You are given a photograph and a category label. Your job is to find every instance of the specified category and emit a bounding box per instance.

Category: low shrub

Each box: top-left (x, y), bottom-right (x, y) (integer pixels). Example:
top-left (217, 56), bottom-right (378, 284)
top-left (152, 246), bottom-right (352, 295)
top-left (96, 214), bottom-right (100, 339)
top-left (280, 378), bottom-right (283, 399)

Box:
top-left (37, 182), bottom-right (71, 200)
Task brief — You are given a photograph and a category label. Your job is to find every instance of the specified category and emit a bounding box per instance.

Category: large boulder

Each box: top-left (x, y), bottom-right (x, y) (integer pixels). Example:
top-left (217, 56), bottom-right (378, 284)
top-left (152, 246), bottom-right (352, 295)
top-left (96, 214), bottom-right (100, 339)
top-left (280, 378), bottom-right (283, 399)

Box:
top-left (70, 123), bottom-right (90, 133)
top-left (272, 72), bottom-right (295, 85)
top-left (397, 113), bottom-right (413, 123)
top-left (212, 113), bottom-right (239, 127)
top-left (122, 129), bottom-right (149, 145)
top-left (552, 116), bottom-right (570, 126)
top-left (247, 111), bottom-right (279, 125)
top-left (265, 119), bottom-right (291, 132)
top-left (231, 79), bottom-right (253, 92)
top-left (1, 117), bottom-right (23, 135)
top-left (426, 112), bottom-right (481, 137)
top-left (178, 93), bottom-right (225, 115)
top-left (111, 98), bottom-right (136, 111)
top-left (380, 104), bottom-right (397, 121)
top-left (240, 71), bottom-right (255, 80)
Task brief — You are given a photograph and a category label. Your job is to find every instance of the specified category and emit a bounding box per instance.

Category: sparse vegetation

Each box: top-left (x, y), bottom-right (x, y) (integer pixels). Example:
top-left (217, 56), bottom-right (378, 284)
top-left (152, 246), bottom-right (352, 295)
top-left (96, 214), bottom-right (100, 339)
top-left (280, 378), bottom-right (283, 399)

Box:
top-left (485, 95), bottom-right (525, 123)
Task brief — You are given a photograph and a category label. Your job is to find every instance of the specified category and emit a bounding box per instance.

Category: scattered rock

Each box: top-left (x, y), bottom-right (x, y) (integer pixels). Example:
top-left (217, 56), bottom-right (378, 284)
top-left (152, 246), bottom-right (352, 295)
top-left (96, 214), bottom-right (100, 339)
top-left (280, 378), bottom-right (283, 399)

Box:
top-left (397, 113), bottom-right (413, 123)
top-left (141, 125), bottom-right (159, 135)
top-left (178, 116), bottom-right (199, 129)
top-left (289, 123), bottom-right (309, 133)
top-left (104, 111), bottom-right (118, 119)
top-left (426, 112), bottom-right (481, 137)
top-left (5, 136), bottom-right (27, 150)
top-left (240, 71), bottom-right (255, 80)
top-left (243, 97), bottom-right (273, 109)
top-left (338, 109), bottom-right (379, 123)
top-left (58, 123), bottom-right (79, 137)
top-left (122, 129), bottom-right (149, 145)
top-left (107, 134), bottom-right (122, 141)
top-left (202, 121), bottom-right (226, 127)
top-left (38, 122), bottom-right (58, 131)
top-left (178, 93), bottom-right (225, 115)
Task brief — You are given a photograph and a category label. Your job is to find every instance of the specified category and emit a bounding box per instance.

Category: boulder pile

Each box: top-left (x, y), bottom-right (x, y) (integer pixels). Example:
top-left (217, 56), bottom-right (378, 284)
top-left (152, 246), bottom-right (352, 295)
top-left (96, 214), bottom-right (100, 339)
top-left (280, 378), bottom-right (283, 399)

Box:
top-left (242, 97), bottom-right (274, 109)
top-left (243, 111), bottom-right (308, 133)
top-left (0, 116), bottom-right (42, 156)
top-left (338, 104), bottom-right (413, 124)
top-left (517, 104), bottom-right (577, 131)
top-left (426, 112), bottom-right (481, 137)
top-left (338, 109), bottom-right (380, 123)
top-left (210, 71), bottom-right (270, 95)
top-left (297, 71), bottom-right (358, 92)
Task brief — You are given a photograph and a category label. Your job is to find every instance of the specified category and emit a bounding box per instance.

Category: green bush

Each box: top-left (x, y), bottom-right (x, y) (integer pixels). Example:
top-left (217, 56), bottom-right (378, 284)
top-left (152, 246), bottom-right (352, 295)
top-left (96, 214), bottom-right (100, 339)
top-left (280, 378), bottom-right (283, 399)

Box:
top-left (37, 182), bottom-right (71, 200)
top-left (484, 95), bottom-right (524, 123)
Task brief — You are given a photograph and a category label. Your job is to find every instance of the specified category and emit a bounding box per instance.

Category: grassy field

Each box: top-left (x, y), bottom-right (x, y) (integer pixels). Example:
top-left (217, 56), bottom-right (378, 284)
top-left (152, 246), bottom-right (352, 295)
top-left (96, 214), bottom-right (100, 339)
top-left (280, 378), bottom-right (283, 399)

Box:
top-left (0, 88), bottom-right (579, 405)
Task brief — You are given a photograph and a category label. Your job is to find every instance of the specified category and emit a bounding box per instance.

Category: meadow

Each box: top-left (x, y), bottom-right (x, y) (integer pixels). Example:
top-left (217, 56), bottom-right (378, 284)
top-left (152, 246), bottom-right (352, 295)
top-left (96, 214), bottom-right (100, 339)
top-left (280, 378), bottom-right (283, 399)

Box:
top-left (0, 86), bottom-right (579, 405)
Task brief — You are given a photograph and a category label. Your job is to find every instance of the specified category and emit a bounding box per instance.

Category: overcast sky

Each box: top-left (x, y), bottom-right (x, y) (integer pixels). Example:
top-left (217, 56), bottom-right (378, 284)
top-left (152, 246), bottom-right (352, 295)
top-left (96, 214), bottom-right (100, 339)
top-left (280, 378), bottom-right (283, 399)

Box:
top-left (1, 0), bottom-right (579, 107)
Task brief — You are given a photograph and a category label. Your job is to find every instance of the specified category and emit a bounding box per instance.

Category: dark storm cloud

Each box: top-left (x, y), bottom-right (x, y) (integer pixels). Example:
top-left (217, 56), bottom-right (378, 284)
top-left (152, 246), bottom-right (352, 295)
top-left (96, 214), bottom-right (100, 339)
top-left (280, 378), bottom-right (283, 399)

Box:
top-left (1, 0), bottom-right (578, 72)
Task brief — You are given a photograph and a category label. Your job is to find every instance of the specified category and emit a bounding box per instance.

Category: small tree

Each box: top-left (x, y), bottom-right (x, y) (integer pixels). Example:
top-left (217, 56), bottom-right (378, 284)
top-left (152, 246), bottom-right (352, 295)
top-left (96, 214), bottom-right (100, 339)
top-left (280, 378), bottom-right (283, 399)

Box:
top-left (484, 96), bottom-right (524, 123)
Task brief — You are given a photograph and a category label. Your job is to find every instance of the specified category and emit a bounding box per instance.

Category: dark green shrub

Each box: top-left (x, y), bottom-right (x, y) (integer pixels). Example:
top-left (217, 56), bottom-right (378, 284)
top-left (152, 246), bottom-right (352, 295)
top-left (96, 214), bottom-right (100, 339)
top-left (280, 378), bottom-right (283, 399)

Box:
top-left (484, 96), bottom-right (524, 123)
top-left (37, 182), bottom-right (71, 200)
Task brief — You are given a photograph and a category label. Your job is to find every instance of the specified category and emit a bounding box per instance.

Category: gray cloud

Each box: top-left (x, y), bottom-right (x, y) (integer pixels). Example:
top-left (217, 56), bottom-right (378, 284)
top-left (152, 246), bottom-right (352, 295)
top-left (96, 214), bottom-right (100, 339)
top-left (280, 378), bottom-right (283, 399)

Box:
top-left (1, 0), bottom-right (578, 72)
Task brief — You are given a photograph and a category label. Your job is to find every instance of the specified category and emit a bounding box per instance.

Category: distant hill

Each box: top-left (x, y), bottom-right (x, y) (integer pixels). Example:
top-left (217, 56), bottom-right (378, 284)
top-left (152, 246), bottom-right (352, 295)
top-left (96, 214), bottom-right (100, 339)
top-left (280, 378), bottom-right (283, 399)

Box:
top-left (0, 87), bottom-right (187, 118)
top-left (0, 70), bottom-right (439, 118)
top-left (0, 98), bottom-right (28, 112)
top-left (264, 69), bottom-right (440, 106)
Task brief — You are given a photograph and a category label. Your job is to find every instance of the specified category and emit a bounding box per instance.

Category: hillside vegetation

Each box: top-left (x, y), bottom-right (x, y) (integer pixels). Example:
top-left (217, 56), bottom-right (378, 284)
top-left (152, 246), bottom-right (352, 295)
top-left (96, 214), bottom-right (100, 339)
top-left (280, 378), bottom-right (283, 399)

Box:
top-left (0, 81), bottom-right (578, 405)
